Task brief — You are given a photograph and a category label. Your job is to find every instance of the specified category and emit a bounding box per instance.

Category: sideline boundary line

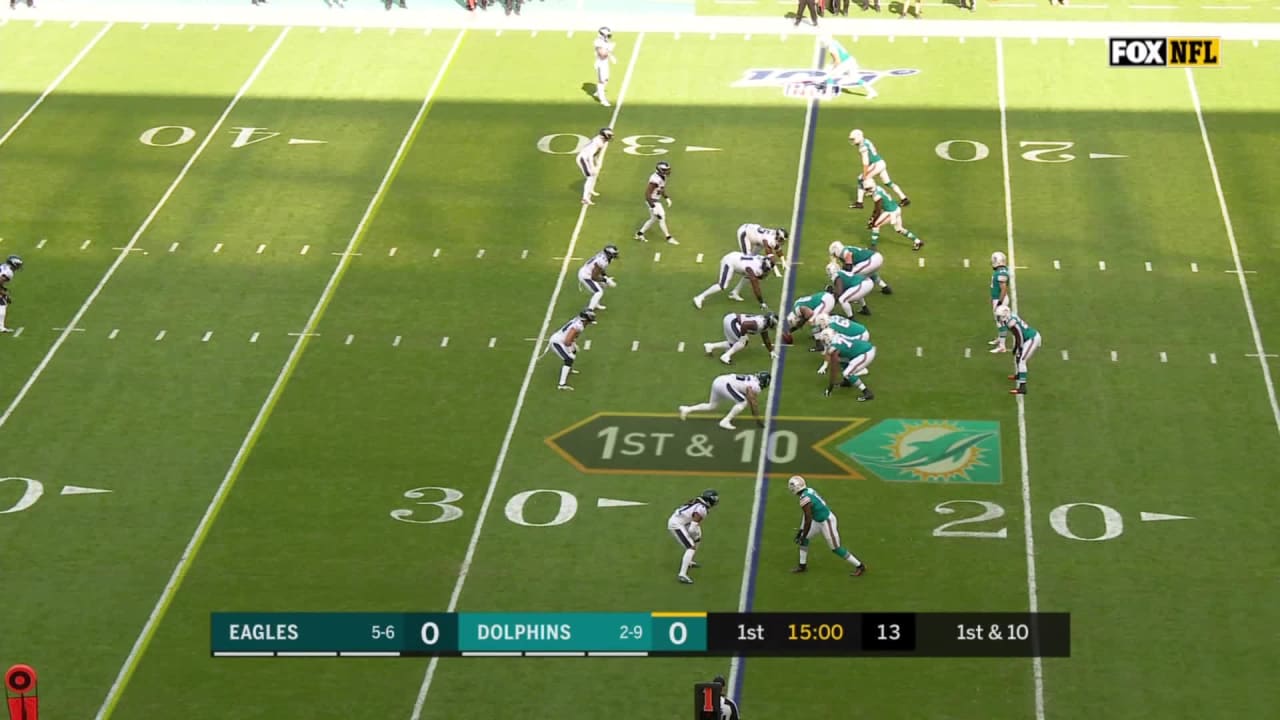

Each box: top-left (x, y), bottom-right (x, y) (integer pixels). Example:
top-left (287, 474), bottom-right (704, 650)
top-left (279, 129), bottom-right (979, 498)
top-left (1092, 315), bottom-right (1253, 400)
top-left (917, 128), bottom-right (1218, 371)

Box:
top-left (91, 27), bottom-right (467, 720)
top-left (1186, 68), bottom-right (1280, 436)
top-left (728, 33), bottom-right (822, 706)
top-left (997, 36), bottom-right (1046, 720)
top-left (407, 31), bottom-right (649, 720)
top-left (0, 21), bottom-right (112, 148)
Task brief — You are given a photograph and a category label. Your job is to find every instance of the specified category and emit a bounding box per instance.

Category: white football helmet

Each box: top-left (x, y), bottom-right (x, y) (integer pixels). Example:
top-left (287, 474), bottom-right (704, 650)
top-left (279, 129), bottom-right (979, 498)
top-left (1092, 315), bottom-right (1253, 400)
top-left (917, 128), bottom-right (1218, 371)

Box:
top-left (787, 475), bottom-right (807, 494)
top-left (991, 251), bottom-right (1008, 268)
top-left (811, 315), bottom-right (831, 332)
top-left (598, 26), bottom-right (612, 40)
top-left (849, 129), bottom-right (864, 146)
top-left (826, 261), bottom-right (841, 281)
top-left (995, 305), bottom-right (1013, 325)
top-left (816, 328), bottom-right (837, 347)
top-left (828, 241), bottom-right (843, 258)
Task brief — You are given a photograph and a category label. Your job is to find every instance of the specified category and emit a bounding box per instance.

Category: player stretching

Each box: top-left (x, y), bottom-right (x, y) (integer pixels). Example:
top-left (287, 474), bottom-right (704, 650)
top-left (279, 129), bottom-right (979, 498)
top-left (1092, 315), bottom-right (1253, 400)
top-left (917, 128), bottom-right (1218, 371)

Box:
top-left (822, 36), bottom-right (877, 99)
top-left (867, 183), bottom-right (923, 251)
top-left (786, 475), bottom-right (867, 576)
top-left (820, 330), bottom-right (876, 401)
top-left (829, 241), bottom-right (891, 295)
top-left (545, 308), bottom-right (595, 391)
top-left (592, 27), bottom-right (617, 107)
top-left (989, 251), bottom-right (1012, 353)
top-left (704, 312), bottom-right (778, 365)
top-left (678, 371), bottom-right (770, 431)
top-left (0, 255), bottom-right (22, 333)
top-left (693, 252), bottom-right (774, 310)
top-left (576, 127), bottom-right (613, 205)
top-left (848, 129), bottom-right (908, 209)
top-left (667, 490), bottom-right (719, 584)
top-left (635, 161), bottom-right (678, 245)
top-left (577, 244), bottom-right (619, 311)
top-left (996, 306), bottom-right (1042, 395)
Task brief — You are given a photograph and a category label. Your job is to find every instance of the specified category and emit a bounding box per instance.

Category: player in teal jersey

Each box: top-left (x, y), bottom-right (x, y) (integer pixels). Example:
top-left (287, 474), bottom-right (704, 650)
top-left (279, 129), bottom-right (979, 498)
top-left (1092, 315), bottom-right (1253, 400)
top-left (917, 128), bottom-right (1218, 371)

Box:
top-left (812, 315), bottom-right (868, 375)
top-left (821, 36), bottom-right (878, 99)
top-left (996, 305), bottom-right (1042, 395)
top-left (827, 263), bottom-right (874, 317)
top-left (781, 289), bottom-right (835, 351)
top-left (867, 184), bottom-right (924, 251)
top-left (829, 241), bottom-right (892, 295)
top-left (786, 475), bottom-right (867, 576)
top-left (819, 332), bottom-right (876, 402)
top-left (848, 129), bottom-right (909, 210)
top-left (989, 251), bottom-right (1012, 353)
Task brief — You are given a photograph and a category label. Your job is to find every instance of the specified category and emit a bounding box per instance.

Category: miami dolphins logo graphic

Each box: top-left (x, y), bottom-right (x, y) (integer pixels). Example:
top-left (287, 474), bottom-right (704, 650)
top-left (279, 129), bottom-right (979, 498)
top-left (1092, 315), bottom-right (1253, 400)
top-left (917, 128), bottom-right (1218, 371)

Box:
top-left (835, 420), bottom-right (1002, 484)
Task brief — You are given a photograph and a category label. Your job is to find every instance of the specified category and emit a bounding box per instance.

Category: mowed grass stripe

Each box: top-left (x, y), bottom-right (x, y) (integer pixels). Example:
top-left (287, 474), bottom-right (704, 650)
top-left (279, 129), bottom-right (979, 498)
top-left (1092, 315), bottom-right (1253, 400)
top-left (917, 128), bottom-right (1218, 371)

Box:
top-left (0, 26), bottom-right (290, 433)
top-left (92, 28), bottom-right (467, 720)
top-left (409, 32), bottom-right (649, 720)
top-left (0, 22), bottom-right (112, 147)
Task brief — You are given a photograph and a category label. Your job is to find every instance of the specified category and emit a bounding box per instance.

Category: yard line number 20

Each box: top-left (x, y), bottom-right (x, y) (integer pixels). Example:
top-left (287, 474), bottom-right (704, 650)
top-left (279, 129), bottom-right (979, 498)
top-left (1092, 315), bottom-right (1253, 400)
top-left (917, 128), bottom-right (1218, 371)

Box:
top-left (933, 499), bottom-right (1126, 542)
top-left (935, 140), bottom-right (1077, 163)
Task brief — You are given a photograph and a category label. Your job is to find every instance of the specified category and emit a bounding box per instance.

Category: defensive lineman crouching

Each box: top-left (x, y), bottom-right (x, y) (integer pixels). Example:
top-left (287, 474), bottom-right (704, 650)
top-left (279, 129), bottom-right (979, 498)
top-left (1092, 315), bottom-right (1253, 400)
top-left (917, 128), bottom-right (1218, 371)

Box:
top-left (704, 312), bottom-right (778, 365)
top-left (546, 308), bottom-right (596, 391)
top-left (678, 371), bottom-right (770, 431)
top-left (693, 252), bottom-right (774, 310)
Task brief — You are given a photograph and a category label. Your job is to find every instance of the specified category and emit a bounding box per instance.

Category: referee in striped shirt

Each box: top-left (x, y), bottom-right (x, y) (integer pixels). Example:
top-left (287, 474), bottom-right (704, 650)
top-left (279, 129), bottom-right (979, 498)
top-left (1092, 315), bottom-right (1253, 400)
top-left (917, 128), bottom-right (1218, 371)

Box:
top-left (713, 676), bottom-right (741, 720)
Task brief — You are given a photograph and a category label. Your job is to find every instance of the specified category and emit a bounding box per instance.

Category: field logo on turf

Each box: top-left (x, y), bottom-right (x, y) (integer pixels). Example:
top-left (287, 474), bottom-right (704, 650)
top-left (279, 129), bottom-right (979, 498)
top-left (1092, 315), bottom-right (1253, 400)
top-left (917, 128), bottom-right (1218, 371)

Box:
top-left (1108, 38), bottom-right (1221, 67)
top-left (732, 68), bottom-right (920, 100)
top-left (834, 419), bottom-right (1002, 484)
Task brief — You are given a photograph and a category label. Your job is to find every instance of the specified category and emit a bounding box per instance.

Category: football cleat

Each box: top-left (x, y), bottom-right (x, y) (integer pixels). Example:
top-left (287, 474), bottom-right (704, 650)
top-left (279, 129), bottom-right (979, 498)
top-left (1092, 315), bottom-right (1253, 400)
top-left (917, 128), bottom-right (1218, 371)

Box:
top-left (858, 305), bottom-right (872, 316)
top-left (913, 239), bottom-right (925, 251)
top-left (689, 561), bottom-right (700, 569)
top-left (857, 389), bottom-right (875, 402)
top-left (666, 236), bottom-right (680, 246)
top-left (704, 343), bottom-right (715, 356)
top-left (557, 384), bottom-right (574, 391)
top-left (790, 565), bottom-right (808, 573)
top-left (678, 405), bottom-right (691, 420)
top-left (901, 197), bottom-right (911, 207)
top-left (851, 563), bottom-right (867, 577)
top-left (677, 575), bottom-right (693, 584)
top-left (633, 231), bottom-right (647, 243)
top-left (850, 201), bottom-right (864, 209)
top-left (880, 285), bottom-right (893, 295)
top-left (718, 419), bottom-right (736, 430)
top-left (693, 296), bottom-right (704, 309)
top-left (1010, 387), bottom-right (1026, 395)
top-left (990, 346), bottom-right (1007, 354)
top-left (727, 293), bottom-right (744, 302)
top-left (655, 161), bottom-right (672, 177)
top-left (719, 354), bottom-right (733, 365)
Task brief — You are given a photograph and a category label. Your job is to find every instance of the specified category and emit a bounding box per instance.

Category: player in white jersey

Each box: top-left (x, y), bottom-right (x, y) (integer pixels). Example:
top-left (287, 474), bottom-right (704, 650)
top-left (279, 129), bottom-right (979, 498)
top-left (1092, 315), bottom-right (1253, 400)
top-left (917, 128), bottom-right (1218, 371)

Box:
top-left (693, 252), bottom-right (774, 310)
top-left (592, 27), bottom-right (617, 107)
top-left (0, 255), bottom-right (22, 334)
top-left (577, 244), bottom-right (619, 311)
top-left (735, 223), bottom-right (788, 287)
top-left (576, 127), bottom-right (613, 205)
top-left (704, 312), bottom-right (778, 365)
top-left (667, 489), bottom-right (719, 584)
top-left (678, 371), bottom-right (770, 431)
top-left (545, 308), bottom-right (596, 391)
top-left (634, 161), bottom-right (678, 245)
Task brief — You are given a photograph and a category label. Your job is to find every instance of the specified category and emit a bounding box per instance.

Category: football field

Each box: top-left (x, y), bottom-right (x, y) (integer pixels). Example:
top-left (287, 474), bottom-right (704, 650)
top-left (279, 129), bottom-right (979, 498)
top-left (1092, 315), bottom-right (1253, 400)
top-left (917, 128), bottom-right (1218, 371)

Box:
top-left (1, 7), bottom-right (1278, 720)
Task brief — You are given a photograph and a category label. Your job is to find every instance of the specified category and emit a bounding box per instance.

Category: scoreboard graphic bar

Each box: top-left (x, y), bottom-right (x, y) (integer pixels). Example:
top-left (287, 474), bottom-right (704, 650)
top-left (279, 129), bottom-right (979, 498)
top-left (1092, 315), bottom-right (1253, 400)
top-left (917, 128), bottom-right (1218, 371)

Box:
top-left (212, 612), bottom-right (1069, 657)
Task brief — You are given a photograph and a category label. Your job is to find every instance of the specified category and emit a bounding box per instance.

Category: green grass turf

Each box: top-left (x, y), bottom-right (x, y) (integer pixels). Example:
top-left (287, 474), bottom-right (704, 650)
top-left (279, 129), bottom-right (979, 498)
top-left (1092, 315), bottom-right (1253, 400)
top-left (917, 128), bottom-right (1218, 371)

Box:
top-left (697, 0), bottom-right (1279, 24)
top-left (0, 18), bottom-right (1277, 720)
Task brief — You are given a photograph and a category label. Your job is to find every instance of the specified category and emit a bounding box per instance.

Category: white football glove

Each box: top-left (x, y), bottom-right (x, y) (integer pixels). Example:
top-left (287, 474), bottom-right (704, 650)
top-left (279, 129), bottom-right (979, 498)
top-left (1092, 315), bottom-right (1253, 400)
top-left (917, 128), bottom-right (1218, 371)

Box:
top-left (605, 277), bottom-right (617, 288)
top-left (689, 523), bottom-right (702, 543)
top-left (665, 197), bottom-right (673, 208)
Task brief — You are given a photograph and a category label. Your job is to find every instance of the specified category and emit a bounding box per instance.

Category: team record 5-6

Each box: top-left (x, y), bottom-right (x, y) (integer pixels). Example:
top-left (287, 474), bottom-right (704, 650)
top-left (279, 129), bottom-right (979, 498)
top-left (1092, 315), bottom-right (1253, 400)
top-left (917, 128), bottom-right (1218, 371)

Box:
top-left (210, 612), bottom-right (1069, 657)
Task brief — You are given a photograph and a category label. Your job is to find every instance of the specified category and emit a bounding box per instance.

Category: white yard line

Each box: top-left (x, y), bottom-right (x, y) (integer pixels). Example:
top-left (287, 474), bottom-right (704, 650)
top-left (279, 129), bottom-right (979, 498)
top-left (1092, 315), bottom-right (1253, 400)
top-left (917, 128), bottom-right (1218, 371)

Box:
top-left (0, 27), bottom-right (290, 435)
top-left (1187, 69), bottom-right (1280, 437)
top-left (730, 35), bottom-right (819, 702)
top-left (997, 37), bottom-right (1046, 720)
top-left (92, 27), bottom-right (466, 720)
top-left (0, 22), bottom-right (113, 148)
top-left (408, 31), bottom-right (648, 720)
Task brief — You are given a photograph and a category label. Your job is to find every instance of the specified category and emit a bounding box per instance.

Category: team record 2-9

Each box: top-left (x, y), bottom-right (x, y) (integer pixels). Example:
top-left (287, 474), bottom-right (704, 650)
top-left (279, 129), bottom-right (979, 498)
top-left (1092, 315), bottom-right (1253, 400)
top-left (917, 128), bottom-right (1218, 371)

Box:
top-left (210, 612), bottom-right (1069, 658)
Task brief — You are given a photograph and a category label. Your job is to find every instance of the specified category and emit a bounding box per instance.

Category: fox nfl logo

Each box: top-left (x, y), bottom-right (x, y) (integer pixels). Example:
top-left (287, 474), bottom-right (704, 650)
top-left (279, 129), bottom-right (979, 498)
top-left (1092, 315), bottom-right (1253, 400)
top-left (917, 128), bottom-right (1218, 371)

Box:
top-left (1109, 38), bottom-right (1221, 67)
